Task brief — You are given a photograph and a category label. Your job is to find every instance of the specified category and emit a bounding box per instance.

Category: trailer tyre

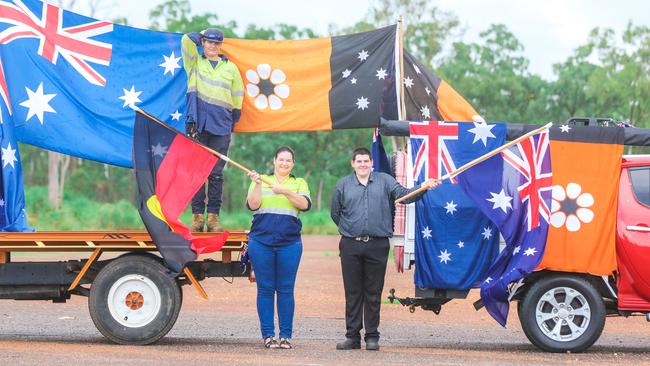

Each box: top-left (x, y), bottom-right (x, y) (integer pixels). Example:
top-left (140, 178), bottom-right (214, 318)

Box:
top-left (518, 275), bottom-right (605, 353)
top-left (89, 255), bottom-right (182, 345)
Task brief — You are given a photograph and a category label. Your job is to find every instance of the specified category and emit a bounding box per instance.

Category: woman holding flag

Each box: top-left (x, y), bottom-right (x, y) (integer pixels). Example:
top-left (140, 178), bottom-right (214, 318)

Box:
top-left (246, 147), bottom-right (311, 349)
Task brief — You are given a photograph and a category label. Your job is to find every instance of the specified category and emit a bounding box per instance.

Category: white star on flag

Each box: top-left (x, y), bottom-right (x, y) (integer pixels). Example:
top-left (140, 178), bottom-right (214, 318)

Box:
top-left (357, 49), bottom-right (369, 61)
top-left (457, 240), bottom-right (464, 248)
top-left (404, 76), bottom-right (414, 88)
top-left (413, 63), bottom-right (421, 74)
top-left (119, 85), bottom-right (142, 110)
top-left (170, 110), bottom-right (182, 121)
top-left (444, 201), bottom-right (457, 215)
top-left (342, 69), bottom-right (351, 78)
top-left (559, 124), bottom-right (571, 133)
top-left (0, 199), bottom-right (4, 207)
top-left (159, 51), bottom-right (181, 76)
top-left (425, 86), bottom-right (431, 95)
top-left (468, 121), bottom-right (496, 146)
top-left (151, 143), bottom-right (168, 158)
top-left (356, 97), bottom-right (369, 110)
top-left (438, 249), bottom-right (451, 264)
top-left (420, 105), bottom-right (431, 119)
top-left (486, 189), bottom-right (513, 213)
top-left (524, 247), bottom-right (538, 256)
top-left (481, 226), bottom-right (492, 240)
top-left (351, 78), bottom-right (357, 85)
top-left (484, 277), bottom-right (493, 284)
top-left (2, 142), bottom-right (17, 168)
top-left (19, 82), bottom-right (56, 124)
top-left (376, 68), bottom-right (387, 80)
top-left (421, 226), bottom-right (432, 239)
top-left (513, 246), bottom-right (521, 255)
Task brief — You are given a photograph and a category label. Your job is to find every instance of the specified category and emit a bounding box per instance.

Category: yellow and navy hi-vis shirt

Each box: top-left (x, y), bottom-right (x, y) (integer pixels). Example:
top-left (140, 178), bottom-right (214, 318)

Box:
top-left (247, 175), bottom-right (311, 246)
top-left (182, 34), bottom-right (244, 136)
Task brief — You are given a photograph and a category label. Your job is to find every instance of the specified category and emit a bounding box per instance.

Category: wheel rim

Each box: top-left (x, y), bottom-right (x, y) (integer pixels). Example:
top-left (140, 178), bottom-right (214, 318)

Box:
top-left (107, 274), bottom-right (162, 328)
top-left (535, 286), bottom-right (591, 342)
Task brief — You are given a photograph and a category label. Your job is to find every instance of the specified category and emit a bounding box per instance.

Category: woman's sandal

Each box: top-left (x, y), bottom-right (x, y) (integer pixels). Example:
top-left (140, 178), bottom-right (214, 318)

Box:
top-left (278, 338), bottom-right (293, 349)
top-left (264, 336), bottom-right (279, 349)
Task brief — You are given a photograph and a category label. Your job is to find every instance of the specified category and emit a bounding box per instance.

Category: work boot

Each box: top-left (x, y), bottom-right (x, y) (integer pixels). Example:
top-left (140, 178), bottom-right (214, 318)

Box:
top-left (191, 214), bottom-right (205, 232)
top-left (335, 338), bottom-right (360, 350)
top-left (206, 213), bottom-right (223, 232)
top-left (365, 338), bottom-right (380, 351)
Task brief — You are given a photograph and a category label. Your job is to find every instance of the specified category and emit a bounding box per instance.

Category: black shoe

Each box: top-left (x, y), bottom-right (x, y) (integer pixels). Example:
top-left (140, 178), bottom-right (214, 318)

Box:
top-left (365, 338), bottom-right (380, 351)
top-left (336, 338), bottom-right (361, 350)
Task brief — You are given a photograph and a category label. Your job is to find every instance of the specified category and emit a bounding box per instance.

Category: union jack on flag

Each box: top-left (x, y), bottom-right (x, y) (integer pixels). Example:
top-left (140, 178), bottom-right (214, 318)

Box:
top-left (501, 130), bottom-right (552, 231)
top-left (0, 0), bottom-right (188, 168)
top-left (0, 0), bottom-right (113, 86)
top-left (410, 120), bottom-right (459, 183)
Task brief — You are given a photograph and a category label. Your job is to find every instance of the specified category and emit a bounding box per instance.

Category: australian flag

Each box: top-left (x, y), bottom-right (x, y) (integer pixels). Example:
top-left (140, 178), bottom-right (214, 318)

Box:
top-left (410, 120), bottom-right (500, 290)
top-left (0, 0), bottom-right (186, 168)
top-left (410, 120), bottom-right (552, 326)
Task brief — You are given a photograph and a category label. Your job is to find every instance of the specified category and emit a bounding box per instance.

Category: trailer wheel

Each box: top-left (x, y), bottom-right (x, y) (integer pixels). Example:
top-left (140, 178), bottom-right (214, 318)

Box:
top-left (518, 275), bottom-right (605, 353)
top-left (89, 255), bottom-right (182, 345)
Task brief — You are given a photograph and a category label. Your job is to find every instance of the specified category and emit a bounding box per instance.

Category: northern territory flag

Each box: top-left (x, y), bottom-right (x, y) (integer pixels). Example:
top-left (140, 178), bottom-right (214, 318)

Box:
top-left (223, 25), bottom-right (399, 132)
top-left (402, 51), bottom-right (482, 122)
top-left (538, 124), bottom-right (624, 275)
top-left (133, 110), bottom-right (229, 274)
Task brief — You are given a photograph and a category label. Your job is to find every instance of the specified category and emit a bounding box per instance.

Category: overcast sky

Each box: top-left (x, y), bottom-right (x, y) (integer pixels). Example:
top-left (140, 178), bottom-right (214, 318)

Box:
top-left (77, 0), bottom-right (650, 80)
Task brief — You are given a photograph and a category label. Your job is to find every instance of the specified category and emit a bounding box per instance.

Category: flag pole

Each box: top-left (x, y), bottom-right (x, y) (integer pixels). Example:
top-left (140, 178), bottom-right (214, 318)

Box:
top-left (397, 16), bottom-right (407, 151)
top-left (395, 122), bottom-right (553, 204)
top-left (137, 109), bottom-right (274, 186)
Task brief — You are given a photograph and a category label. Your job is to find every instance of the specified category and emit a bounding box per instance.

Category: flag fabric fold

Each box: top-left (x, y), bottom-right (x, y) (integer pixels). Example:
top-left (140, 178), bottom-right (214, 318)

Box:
top-left (456, 127), bottom-right (552, 326)
top-left (371, 128), bottom-right (391, 174)
top-left (133, 110), bottom-right (228, 274)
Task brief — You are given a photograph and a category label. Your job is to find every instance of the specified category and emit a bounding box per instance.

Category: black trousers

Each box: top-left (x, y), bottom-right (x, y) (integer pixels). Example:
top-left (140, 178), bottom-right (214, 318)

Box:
top-left (191, 133), bottom-right (231, 214)
top-left (339, 236), bottom-right (390, 341)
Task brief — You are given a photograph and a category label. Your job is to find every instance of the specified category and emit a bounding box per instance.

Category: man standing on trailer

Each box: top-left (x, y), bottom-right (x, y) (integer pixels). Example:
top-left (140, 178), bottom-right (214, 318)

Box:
top-left (182, 28), bottom-right (244, 232)
top-left (331, 147), bottom-right (440, 351)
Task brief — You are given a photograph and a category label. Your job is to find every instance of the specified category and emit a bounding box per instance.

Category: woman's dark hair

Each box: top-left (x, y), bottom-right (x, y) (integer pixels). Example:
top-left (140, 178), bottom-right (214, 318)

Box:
top-left (275, 146), bottom-right (295, 161)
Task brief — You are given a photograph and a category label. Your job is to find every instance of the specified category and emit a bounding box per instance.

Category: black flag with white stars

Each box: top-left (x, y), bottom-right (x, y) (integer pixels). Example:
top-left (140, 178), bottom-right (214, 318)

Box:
top-left (329, 25), bottom-right (399, 129)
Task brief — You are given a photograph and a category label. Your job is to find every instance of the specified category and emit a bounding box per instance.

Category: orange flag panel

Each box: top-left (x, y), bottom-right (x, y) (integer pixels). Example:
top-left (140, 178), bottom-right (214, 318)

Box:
top-left (539, 140), bottom-right (623, 275)
top-left (222, 38), bottom-right (332, 132)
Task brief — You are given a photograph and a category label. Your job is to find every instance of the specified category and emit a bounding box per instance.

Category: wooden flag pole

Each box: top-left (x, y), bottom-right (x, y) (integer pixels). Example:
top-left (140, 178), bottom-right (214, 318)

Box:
top-left (394, 122), bottom-right (553, 204)
top-left (398, 16), bottom-right (406, 120)
top-left (137, 109), bottom-right (274, 186)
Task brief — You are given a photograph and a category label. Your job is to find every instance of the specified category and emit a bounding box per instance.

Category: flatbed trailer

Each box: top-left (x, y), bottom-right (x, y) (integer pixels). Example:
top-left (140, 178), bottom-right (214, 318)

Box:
top-left (0, 230), bottom-right (249, 345)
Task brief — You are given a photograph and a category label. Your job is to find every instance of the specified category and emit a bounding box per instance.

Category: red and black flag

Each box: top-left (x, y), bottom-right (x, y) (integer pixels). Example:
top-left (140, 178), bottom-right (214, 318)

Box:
top-left (402, 51), bottom-right (481, 122)
top-left (133, 110), bottom-right (229, 274)
top-left (222, 25), bottom-right (399, 132)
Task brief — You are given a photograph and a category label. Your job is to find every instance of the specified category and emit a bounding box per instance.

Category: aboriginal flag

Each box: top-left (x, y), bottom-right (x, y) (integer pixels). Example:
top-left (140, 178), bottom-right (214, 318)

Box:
top-left (223, 25), bottom-right (399, 132)
top-left (133, 110), bottom-right (229, 274)
top-left (538, 125), bottom-right (624, 275)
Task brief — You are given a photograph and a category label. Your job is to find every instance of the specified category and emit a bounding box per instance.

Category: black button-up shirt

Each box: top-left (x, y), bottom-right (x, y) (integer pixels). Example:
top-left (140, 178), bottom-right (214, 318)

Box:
top-left (330, 172), bottom-right (425, 238)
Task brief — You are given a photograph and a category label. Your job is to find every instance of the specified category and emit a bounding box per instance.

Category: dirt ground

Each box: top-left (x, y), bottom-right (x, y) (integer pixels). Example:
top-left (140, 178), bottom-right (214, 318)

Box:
top-left (0, 235), bottom-right (649, 365)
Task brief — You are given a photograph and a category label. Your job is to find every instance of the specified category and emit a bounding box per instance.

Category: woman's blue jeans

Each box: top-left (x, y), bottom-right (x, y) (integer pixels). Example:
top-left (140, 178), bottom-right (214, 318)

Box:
top-left (248, 238), bottom-right (302, 339)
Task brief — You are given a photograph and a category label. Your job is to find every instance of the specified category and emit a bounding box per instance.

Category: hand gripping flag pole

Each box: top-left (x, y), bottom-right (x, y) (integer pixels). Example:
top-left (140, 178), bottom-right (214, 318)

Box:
top-left (395, 122), bottom-right (553, 204)
top-left (138, 109), bottom-right (275, 186)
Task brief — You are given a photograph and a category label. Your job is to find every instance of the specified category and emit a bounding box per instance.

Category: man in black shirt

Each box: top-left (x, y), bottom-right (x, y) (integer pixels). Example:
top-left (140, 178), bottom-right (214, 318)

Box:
top-left (331, 147), bottom-right (439, 351)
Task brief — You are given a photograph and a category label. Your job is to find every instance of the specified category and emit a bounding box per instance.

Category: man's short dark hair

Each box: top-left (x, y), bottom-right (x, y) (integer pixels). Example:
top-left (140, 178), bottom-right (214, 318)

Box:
top-left (351, 147), bottom-right (372, 161)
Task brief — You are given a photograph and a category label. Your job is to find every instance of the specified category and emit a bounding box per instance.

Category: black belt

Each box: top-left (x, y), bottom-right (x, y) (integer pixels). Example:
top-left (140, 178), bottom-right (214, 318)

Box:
top-left (345, 235), bottom-right (381, 243)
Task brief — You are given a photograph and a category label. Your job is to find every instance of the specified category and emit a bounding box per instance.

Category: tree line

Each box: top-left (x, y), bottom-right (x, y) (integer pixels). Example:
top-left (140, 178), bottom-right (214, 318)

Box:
top-left (19, 0), bottom-right (650, 226)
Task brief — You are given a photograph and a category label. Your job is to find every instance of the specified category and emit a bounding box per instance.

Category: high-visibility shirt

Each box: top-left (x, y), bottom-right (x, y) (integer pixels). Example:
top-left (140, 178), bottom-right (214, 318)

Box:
top-left (247, 175), bottom-right (311, 246)
top-left (181, 34), bottom-right (244, 136)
